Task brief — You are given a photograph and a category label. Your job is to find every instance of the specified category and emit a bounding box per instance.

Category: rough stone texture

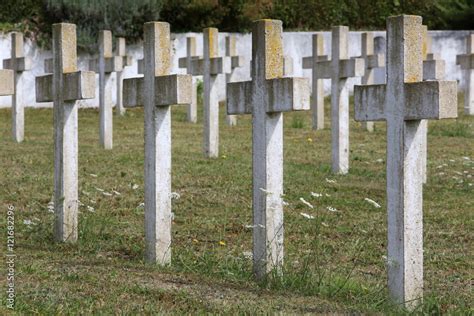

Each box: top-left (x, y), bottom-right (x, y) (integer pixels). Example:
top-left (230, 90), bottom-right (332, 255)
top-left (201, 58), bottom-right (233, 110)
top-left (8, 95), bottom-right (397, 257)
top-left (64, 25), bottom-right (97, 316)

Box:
top-left (116, 37), bottom-right (132, 116)
top-left (99, 30), bottom-right (114, 149)
top-left (2, 32), bottom-right (31, 142)
top-left (360, 32), bottom-right (385, 132)
top-left (456, 34), bottom-right (474, 115)
top-left (225, 35), bottom-right (244, 126)
top-left (123, 22), bottom-right (191, 265)
top-left (302, 34), bottom-right (327, 130)
top-left (178, 37), bottom-right (199, 123)
top-left (0, 69), bottom-right (14, 96)
top-left (227, 19), bottom-right (310, 280)
top-left (324, 26), bottom-right (364, 174)
top-left (354, 15), bottom-right (457, 309)
top-left (35, 23), bottom-right (95, 243)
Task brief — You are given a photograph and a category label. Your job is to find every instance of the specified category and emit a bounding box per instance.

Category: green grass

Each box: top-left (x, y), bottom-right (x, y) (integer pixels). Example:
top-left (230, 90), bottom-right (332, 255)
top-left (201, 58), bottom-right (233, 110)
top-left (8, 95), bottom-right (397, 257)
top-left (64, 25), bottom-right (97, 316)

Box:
top-left (0, 96), bottom-right (472, 314)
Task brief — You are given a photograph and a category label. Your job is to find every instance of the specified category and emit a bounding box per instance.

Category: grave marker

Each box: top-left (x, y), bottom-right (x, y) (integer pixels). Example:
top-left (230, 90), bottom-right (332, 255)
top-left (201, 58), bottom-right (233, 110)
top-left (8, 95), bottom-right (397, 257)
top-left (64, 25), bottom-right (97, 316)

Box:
top-left (3, 32), bottom-right (31, 142)
top-left (89, 30), bottom-right (123, 149)
top-left (224, 35), bottom-right (245, 126)
top-left (302, 34), bottom-right (328, 130)
top-left (227, 19), bottom-right (310, 279)
top-left (313, 26), bottom-right (365, 174)
top-left (115, 37), bottom-right (132, 116)
top-left (359, 32), bottom-right (385, 132)
top-left (354, 15), bottom-right (457, 308)
top-left (178, 36), bottom-right (199, 123)
top-left (456, 34), bottom-right (474, 115)
top-left (35, 23), bottom-right (95, 242)
top-left (123, 22), bottom-right (191, 264)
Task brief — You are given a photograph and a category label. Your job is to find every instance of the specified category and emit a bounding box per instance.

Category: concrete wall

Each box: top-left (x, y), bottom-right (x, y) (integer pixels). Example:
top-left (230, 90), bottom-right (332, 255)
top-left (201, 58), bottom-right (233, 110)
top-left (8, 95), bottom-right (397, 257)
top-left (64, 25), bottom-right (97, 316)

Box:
top-left (0, 30), bottom-right (471, 108)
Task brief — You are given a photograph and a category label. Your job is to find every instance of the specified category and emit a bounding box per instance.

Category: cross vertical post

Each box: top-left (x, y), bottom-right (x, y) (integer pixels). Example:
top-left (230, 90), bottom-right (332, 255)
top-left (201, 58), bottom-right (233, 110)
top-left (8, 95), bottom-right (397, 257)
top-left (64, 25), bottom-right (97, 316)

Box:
top-left (115, 37), bottom-right (132, 116)
top-left (123, 22), bottom-right (191, 264)
top-left (225, 35), bottom-right (244, 126)
top-left (354, 15), bottom-right (457, 308)
top-left (35, 23), bottom-right (95, 242)
top-left (227, 20), bottom-right (310, 279)
top-left (360, 32), bottom-right (385, 132)
top-left (456, 34), bottom-right (474, 115)
top-left (3, 32), bottom-right (31, 142)
top-left (302, 34), bottom-right (327, 130)
top-left (99, 31), bottom-right (115, 149)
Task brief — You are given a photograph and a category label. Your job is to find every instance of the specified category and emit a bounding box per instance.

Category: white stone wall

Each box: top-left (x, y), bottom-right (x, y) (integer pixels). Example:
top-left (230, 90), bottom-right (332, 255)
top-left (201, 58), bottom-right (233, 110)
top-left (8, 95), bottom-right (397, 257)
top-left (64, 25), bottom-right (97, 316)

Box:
top-left (0, 30), bottom-right (471, 108)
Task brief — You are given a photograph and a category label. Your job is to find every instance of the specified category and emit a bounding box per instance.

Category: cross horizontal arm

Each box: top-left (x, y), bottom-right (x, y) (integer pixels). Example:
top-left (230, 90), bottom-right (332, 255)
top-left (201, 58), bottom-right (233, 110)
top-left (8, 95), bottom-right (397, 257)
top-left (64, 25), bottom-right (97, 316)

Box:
top-left (404, 80), bottom-right (457, 120)
top-left (89, 56), bottom-right (123, 73)
top-left (0, 69), bottom-right (14, 95)
top-left (189, 57), bottom-right (231, 75)
top-left (456, 54), bottom-right (474, 69)
top-left (366, 54), bottom-right (385, 69)
top-left (44, 58), bottom-right (53, 73)
top-left (266, 77), bottom-right (310, 113)
top-left (302, 56), bottom-right (329, 69)
top-left (178, 56), bottom-right (200, 69)
top-left (231, 56), bottom-right (245, 68)
top-left (354, 80), bottom-right (457, 122)
top-left (313, 60), bottom-right (332, 79)
top-left (339, 58), bottom-right (365, 78)
top-left (123, 74), bottom-right (192, 108)
top-left (227, 80), bottom-right (252, 115)
top-left (35, 71), bottom-right (95, 102)
top-left (3, 57), bottom-right (31, 72)
top-left (354, 84), bottom-right (387, 121)
top-left (423, 59), bottom-right (445, 80)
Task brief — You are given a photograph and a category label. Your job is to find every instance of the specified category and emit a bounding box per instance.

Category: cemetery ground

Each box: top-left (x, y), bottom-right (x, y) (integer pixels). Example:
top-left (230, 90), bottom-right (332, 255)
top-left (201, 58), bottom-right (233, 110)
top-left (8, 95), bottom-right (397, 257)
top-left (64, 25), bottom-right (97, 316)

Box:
top-left (1, 94), bottom-right (472, 314)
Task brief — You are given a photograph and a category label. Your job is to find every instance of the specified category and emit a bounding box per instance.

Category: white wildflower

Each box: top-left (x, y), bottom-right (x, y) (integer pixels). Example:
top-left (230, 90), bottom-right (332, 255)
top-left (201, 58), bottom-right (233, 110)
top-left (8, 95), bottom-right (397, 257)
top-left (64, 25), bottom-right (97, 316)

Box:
top-left (23, 219), bottom-right (33, 225)
top-left (299, 197), bottom-right (314, 209)
top-left (131, 184), bottom-right (139, 190)
top-left (364, 198), bottom-right (381, 208)
top-left (86, 206), bottom-right (95, 212)
top-left (137, 202), bottom-right (145, 208)
top-left (325, 178), bottom-right (337, 184)
top-left (311, 192), bottom-right (322, 198)
top-left (300, 212), bottom-right (315, 219)
top-left (376, 158), bottom-right (383, 163)
top-left (170, 192), bottom-right (181, 200)
top-left (242, 251), bottom-right (253, 260)
top-left (462, 156), bottom-right (470, 161)
top-left (326, 206), bottom-right (339, 212)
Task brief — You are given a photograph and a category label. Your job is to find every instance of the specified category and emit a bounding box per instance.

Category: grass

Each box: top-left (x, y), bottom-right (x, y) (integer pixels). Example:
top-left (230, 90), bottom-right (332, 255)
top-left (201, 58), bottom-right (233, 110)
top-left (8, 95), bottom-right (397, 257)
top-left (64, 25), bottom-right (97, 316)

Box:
top-left (0, 95), bottom-right (472, 314)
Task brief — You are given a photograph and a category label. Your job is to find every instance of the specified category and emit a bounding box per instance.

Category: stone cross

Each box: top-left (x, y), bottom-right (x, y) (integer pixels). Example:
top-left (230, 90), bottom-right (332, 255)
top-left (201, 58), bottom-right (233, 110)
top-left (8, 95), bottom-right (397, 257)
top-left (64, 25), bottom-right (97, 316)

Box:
top-left (456, 34), bottom-right (474, 115)
top-left (89, 30), bottom-right (123, 149)
top-left (178, 36), bottom-right (199, 123)
top-left (123, 22), bottom-right (191, 264)
top-left (115, 37), bottom-right (132, 116)
top-left (35, 23), bottom-right (95, 242)
top-left (421, 26), bottom-right (446, 184)
top-left (314, 26), bottom-right (364, 174)
top-left (302, 34), bottom-right (328, 130)
top-left (3, 32), bottom-right (31, 142)
top-left (188, 28), bottom-right (230, 158)
top-left (227, 19), bottom-right (310, 279)
top-left (359, 32), bottom-right (385, 132)
top-left (224, 35), bottom-right (245, 126)
top-left (354, 15), bottom-right (457, 308)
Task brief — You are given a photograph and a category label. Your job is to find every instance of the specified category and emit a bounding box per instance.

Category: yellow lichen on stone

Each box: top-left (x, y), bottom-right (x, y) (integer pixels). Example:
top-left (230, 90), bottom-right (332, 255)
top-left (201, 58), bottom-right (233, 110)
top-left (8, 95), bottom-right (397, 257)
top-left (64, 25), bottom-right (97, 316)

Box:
top-left (264, 20), bottom-right (283, 80)
top-left (57, 23), bottom-right (77, 73)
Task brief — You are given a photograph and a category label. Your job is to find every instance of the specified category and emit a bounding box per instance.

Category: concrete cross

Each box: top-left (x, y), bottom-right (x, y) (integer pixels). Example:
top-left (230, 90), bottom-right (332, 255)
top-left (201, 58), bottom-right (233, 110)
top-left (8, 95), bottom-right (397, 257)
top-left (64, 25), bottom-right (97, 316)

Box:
top-left (178, 36), bottom-right (199, 123)
top-left (302, 34), bottom-right (328, 130)
top-left (3, 32), bottom-right (31, 142)
top-left (35, 23), bottom-right (95, 242)
top-left (358, 32), bottom-right (385, 132)
top-left (314, 26), bottom-right (365, 174)
top-left (421, 26), bottom-right (446, 184)
top-left (456, 34), bottom-right (474, 115)
top-left (227, 19), bottom-right (310, 279)
top-left (89, 30), bottom-right (123, 149)
top-left (115, 37), bottom-right (133, 116)
top-left (354, 15), bottom-right (457, 309)
top-left (224, 35), bottom-right (245, 126)
top-left (188, 28), bottom-right (230, 157)
top-left (123, 22), bottom-right (191, 264)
